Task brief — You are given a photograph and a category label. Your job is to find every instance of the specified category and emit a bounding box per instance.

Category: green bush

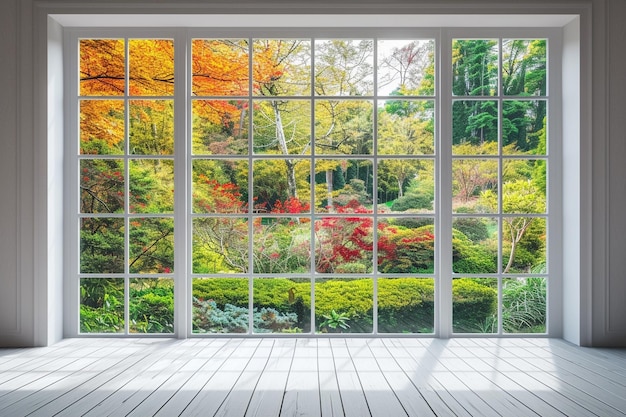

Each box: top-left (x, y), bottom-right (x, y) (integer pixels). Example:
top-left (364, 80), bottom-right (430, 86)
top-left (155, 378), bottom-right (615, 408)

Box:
top-left (378, 278), bottom-right (435, 333)
top-left (452, 278), bottom-right (498, 332)
top-left (379, 226), bottom-right (435, 274)
top-left (192, 278), bottom-right (249, 307)
top-left (129, 284), bottom-right (174, 333)
top-left (193, 277), bottom-right (496, 334)
top-left (192, 298), bottom-right (300, 334)
top-left (452, 217), bottom-right (489, 242)
top-left (502, 277), bottom-right (546, 333)
top-left (390, 193), bottom-right (433, 212)
top-left (452, 229), bottom-right (497, 273)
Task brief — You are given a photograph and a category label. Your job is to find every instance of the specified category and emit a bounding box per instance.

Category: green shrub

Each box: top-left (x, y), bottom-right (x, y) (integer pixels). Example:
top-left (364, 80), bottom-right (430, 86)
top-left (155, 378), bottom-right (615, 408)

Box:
top-left (192, 278), bottom-right (249, 307)
top-left (452, 229), bottom-right (497, 273)
top-left (192, 299), bottom-right (248, 333)
top-left (80, 305), bottom-right (124, 333)
top-left (192, 298), bottom-right (299, 333)
top-left (452, 278), bottom-right (498, 332)
top-left (192, 277), bottom-right (498, 334)
top-left (389, 217), bottom-right (433, 229)
top-left (378, 278), bottom-right (435, 333)
top-left (452, 217), bottom-right (489, 242)
top-left (502, 277), bottom-right (546, 333)
top-left (391, 193), bottom-right (433, 212)
top-left (379, 226), bottom-right (435, 274)
top-left (129, 287), bottom-right (174, 334)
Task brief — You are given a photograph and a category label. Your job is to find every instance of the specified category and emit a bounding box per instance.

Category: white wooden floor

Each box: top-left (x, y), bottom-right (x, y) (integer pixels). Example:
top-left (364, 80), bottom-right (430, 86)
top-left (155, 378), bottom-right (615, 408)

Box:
top-left (1, 338), bottom-right (625, 417)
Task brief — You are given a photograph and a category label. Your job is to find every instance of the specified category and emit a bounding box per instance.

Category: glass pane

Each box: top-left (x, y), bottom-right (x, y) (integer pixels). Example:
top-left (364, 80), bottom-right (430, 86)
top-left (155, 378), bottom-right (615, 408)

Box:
top-left (253, 39), bottom-right (311, 96)
top-left (378, 39), bottom-right (435, 96)
top-left (253, 100), bottom-right (311, 155)
top-left (503, 100), bottom-right (547, 155)
top-left (502, 159), bottom-right (546, 214)
top-left (253, 218), bottom-right (311, 273)
top-left (452, 100), bottom-right (498, 154)
top-left (192, 39), bottom-right (249, 96)
top-left (80, 159), bottom-right (124, 213)
top-left (314, 159), bottom-right (373, 213)
top-left (129, 159), bottom-right (174, 214)
top-left (253, 159), bottom-right (311, 213)
top-left (192, 100), bottom-right (249, 155)
top-left (377, 100), bottom-right (434, 155)
top-left (129, 217), bottom-right (174, 274)
top-left (192, 278), bottom-right (249, 333)
top-left (253, 278), bottom-right (311, 333)
top-left (315, 216), bottom-right (373, 274)
top-left (130, 278), bottom-right (174, 333)
top-left (315, 278), bottom-right (373, 333)
top-left (80, 100), bottom-right (125, 155)
top-left (80, 278), bottom-right (124, 333)
top-left (452, 39), bottom-right (498, 96)
top-left (314, 100), bottom-right (373, 155)
top-left (453, 278), bottom-right (498, 333)
top-left (502, 39), bottom-right (546, 96)
top-left (192, 217), bottom-right (248, 274)
top-left (192, 159), bottom-right (249, 214)
top-left (378, 218), bottom-right (435, 274)
top-left (378, 159), bottom-right (434, 213)
top-left (129, 39), bottom-right (174, 96)
top-left (452, 159), bottom-right (498, 213)
top-left (80, 39), bottom-right (125, 96)
top-left (129, 100), bottom-right (174, 155)
top-left (315, 39), bottom-right (374, 96)
top-left (503, 277), bottom-right (547, 333)
top-left (453, 217), bottom-right (498, 274)
top-left (502, 217), bottom-right (546, 274)
top-left (378, 278), bottom-right (435, 333)
top-left (80, 218), bottom-right (124, 274)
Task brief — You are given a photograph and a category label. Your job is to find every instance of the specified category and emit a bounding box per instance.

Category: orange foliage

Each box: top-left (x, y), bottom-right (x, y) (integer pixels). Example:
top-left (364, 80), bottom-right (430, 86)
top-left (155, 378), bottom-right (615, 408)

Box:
top-left (80, 100), bottom-right (125, 154)
top-left (192, 39), bottom-right (249, 96)
top-left (80, 39), bottom-right (125, 96)
top-left (80, 38), bottom-right (298, 153)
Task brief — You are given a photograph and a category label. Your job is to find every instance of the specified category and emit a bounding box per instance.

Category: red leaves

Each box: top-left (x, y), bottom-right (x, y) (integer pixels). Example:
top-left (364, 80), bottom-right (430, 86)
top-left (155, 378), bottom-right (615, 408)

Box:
top-left (270, 197), bottom-right (310, 214)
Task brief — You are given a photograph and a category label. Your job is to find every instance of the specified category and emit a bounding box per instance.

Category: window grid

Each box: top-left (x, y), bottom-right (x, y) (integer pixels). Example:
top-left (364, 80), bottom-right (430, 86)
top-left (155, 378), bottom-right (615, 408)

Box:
top-left (188, 36), bottom-right (437, 336)
top-left (70, 28), bottom-right (555, 338)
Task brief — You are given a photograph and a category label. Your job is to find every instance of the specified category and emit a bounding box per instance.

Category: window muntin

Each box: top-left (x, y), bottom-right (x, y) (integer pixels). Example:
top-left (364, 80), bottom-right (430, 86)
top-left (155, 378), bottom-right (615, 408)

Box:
top-left (77, 38), bottom-right (176, 334)
top-left (72, 30), bottom-right (552, 337)
top-left (450, 38), bottom-right (548, 334)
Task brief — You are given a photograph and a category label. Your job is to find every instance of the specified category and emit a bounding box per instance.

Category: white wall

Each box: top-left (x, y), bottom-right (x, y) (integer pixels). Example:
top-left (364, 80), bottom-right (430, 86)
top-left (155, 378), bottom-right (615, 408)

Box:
top-left (0, 0), bottom-right (25, 346)
top-left (1, 0), bottom-right (624, 347)
top-left (595, 0), bottom-right (626, 346)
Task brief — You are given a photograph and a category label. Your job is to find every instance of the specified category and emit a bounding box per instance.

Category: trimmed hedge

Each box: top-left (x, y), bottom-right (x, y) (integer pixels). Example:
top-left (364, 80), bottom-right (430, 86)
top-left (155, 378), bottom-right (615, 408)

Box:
top-left (192, 277), bottom-right (496, 333)
top-left (452, 278), bottom-right (498, 332)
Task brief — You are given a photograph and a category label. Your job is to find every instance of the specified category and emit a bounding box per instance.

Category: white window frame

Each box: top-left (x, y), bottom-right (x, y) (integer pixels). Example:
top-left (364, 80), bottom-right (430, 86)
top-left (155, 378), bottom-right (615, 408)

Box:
top-left (64, 25), bottom-right (562, 339)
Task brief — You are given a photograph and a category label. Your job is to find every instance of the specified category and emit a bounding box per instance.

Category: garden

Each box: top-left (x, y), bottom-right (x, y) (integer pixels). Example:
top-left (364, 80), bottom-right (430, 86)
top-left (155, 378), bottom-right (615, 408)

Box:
top-left (78, 37), bottom-right (548, 335)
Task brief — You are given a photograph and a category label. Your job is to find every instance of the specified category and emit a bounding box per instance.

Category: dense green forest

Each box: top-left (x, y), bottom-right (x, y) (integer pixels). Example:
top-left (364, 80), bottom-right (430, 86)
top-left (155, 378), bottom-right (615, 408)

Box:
top-left (78, 38), bottom-right (548, 334)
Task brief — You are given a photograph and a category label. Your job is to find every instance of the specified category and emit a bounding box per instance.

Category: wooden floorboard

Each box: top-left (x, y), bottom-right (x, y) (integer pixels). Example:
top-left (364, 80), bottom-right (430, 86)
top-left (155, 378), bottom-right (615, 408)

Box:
top-left (1, 338), bottom-right (625, 417)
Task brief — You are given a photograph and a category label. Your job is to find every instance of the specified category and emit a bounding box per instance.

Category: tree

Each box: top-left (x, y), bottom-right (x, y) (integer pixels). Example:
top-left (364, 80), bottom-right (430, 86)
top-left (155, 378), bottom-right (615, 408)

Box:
top-left (452, 143), bottom-right (498, 208)
top-left (452, 39), bottom-right (498, 96)
top-left (252, 40), bottom-right (312, 203)
top-left (378, 40), bottom-right (434, 95)
top-left (480, 179), bottom-right (546, 273)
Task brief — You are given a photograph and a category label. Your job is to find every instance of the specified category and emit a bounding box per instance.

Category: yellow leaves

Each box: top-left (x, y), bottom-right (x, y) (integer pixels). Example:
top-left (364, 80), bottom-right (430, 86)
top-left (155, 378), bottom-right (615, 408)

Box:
top-left (80, 39), bottom-right (125, 96)
top-left (80, 38), bottom-right (174, 97)
top-left (129, 39), bottom-right (174, 96)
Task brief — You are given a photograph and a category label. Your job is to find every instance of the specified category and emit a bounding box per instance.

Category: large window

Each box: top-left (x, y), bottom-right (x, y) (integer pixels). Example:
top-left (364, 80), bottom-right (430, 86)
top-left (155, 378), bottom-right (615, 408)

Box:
top-left (69, 29), bottom-right (556, 337)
